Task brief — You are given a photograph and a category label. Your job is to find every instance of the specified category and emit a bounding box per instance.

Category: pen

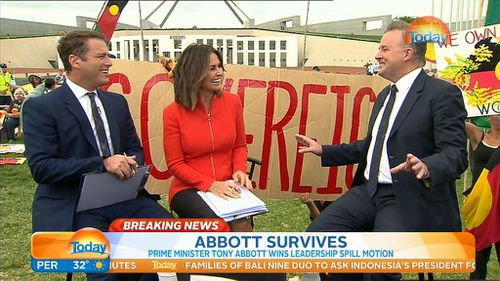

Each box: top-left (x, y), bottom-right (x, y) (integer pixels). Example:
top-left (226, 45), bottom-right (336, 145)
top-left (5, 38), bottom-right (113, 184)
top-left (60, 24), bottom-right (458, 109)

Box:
top-left (123, 152), bottom-right (136, 175)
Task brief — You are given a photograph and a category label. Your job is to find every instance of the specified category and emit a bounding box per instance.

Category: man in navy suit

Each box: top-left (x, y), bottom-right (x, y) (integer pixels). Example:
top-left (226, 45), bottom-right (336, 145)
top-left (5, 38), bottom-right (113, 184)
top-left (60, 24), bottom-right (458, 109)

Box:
top-left (23, 30), bottom-right (173, 281)
top-left (296, 21), bottom-right (468, 281)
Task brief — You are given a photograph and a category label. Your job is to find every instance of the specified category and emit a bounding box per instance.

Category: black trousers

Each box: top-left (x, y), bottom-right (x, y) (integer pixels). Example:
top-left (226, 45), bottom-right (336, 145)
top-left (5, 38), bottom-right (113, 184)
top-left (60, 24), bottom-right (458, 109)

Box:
top-left (172, 189), bottom-right (286, 281)
top-left (74, 194), bottom-right (174, 281)
top-left (307, 183), bottom-right (404, 281)
top-left (470, 242), bottom-right (500, 280)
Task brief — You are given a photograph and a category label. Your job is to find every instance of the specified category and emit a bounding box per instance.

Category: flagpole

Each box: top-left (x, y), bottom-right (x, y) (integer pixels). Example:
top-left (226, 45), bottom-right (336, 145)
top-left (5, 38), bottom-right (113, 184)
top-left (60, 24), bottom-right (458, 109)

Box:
top-left (138, 0), bottom-right (146, 61)
top-left (93, 0), bottom-right (108, 31)
top-left (301, 0), bottom-right (310, 70)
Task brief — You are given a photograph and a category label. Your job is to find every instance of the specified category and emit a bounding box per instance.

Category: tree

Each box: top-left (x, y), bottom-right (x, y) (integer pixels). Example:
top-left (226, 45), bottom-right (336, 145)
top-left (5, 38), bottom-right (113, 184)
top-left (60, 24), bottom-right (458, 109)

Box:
top-left (395, 16), bottom-right (417, 23)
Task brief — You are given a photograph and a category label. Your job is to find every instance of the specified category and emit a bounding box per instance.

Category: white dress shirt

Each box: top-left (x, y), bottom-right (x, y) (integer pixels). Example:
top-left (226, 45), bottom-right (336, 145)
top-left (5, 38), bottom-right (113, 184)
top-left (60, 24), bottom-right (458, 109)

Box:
top-left (66, 78), bottom-right (115, 156)
top-left (364, 68), bottom-right (422, 184)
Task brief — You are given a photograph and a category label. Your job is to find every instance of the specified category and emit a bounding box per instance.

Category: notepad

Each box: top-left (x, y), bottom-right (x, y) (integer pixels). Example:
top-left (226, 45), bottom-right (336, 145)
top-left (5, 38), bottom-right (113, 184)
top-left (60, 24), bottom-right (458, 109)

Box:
top-left (197, 180), bottom-right (268, 222)
top-left (76, 166), bottom-right (150, 212)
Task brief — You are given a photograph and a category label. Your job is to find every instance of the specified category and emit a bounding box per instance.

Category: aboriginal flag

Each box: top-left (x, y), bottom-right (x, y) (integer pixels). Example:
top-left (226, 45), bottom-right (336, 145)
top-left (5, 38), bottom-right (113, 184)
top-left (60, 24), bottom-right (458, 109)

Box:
top-left (94, 0), bottom-right (129, 41)
top-left (463, 148), bottom-right (500, 251)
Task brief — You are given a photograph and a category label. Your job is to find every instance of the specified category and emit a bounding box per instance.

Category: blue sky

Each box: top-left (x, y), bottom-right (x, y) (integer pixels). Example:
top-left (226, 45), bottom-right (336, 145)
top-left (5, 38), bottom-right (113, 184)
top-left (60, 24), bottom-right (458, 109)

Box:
top-left (0, 0), bottom-right (442, 28)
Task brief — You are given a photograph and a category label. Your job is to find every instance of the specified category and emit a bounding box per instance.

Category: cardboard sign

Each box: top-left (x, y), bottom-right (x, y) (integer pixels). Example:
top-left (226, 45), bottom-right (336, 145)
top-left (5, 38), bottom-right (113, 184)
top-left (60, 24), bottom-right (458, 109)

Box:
top-left (434, 24), bottom-right (500, 117)
top-left (103, 60), bottom-right (388, 200)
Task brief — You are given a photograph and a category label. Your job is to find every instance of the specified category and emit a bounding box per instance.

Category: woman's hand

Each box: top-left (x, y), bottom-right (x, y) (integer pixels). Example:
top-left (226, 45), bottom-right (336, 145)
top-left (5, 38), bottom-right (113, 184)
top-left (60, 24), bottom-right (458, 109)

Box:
top-left (208, 180), bottom-right (241, 200)
top-left (232, 170), bottom-right (252, 190)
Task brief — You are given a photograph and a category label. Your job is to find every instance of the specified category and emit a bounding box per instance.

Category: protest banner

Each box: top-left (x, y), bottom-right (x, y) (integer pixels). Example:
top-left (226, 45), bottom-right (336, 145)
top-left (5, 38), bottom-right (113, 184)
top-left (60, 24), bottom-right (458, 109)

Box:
top-left (104, 60), bottom-right (389, 199)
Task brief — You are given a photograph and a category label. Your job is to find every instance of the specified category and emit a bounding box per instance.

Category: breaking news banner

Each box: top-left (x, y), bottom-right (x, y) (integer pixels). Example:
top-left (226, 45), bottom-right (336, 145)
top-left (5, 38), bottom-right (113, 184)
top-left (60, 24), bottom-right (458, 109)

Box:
top-left (32, 219), bottom-right (476, 274)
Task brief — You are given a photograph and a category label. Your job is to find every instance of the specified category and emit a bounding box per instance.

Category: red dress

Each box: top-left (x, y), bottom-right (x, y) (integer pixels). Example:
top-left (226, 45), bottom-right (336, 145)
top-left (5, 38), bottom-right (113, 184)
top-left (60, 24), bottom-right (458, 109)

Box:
top-left (163, 92), bottom-right (247, 203)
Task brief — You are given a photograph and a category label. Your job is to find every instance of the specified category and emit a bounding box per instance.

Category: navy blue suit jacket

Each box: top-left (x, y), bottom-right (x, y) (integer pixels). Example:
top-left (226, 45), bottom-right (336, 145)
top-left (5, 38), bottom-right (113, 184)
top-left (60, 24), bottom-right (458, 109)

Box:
top-left (24, 83), bottom-right (144, 232)
top-left (321, 70), bottom-right (468, 231)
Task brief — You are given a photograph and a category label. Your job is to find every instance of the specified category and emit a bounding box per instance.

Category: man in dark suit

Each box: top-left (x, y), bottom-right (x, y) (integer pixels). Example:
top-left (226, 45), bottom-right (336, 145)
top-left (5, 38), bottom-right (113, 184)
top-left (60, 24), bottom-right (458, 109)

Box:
top-left (296, 21), bottom-right (468, 281)
top-left (23, 30), bottom-right (173, 281)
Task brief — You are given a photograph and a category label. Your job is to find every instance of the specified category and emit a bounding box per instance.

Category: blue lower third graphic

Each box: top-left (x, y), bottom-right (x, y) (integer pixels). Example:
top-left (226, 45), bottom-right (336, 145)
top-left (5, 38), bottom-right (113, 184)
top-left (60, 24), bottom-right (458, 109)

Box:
top-left (32, 258), bottom-right (110, 273)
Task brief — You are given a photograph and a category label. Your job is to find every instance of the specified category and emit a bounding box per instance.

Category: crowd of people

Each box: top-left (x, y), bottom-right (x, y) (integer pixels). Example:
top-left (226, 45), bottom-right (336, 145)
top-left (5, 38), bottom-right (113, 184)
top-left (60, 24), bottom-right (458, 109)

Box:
top-left (5, 20), bottom-right (497, 281)
top-left (0, 63), bottom-right (64, 143)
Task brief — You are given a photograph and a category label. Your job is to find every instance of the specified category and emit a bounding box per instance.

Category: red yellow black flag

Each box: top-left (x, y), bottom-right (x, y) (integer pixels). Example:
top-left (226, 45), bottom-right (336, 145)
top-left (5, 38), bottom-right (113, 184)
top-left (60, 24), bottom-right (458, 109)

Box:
top-left (463, 147), bottom-right (500, 251)
top-left (94, 0), bottom-right (129, 41)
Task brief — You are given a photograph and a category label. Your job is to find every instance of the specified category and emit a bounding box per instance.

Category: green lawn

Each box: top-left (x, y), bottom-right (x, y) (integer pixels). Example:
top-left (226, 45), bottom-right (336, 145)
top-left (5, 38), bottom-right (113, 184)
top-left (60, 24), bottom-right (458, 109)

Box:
top-left (0, 140), bottom-right (498, 280)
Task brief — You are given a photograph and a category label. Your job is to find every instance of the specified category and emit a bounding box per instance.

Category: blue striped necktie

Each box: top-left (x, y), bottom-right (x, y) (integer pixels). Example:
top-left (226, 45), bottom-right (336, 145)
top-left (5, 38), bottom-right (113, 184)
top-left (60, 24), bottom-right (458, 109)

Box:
top-left (87, 92), bottom-right (111, 157)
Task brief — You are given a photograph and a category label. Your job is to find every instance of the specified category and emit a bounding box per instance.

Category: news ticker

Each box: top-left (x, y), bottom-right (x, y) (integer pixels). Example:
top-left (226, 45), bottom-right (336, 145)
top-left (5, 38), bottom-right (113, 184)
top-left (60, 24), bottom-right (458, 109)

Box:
top-left (31, 219), bottom-right (476, 274)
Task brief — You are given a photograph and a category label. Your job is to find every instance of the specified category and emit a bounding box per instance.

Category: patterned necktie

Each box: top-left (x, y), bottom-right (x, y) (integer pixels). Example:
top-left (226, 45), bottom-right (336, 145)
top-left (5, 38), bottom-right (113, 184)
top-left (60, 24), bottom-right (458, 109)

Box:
top-left (367, 84), bottom-right (398, 197)
top-left (87, 92), bottom-right (111, 157)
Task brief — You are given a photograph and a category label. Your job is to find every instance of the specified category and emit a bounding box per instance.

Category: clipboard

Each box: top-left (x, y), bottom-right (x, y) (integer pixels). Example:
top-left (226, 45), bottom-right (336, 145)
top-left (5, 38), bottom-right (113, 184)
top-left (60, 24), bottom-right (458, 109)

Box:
top-left (75, 166), bottom-right (150, 212)
top-left (197, 180), bottom-right (268, 222)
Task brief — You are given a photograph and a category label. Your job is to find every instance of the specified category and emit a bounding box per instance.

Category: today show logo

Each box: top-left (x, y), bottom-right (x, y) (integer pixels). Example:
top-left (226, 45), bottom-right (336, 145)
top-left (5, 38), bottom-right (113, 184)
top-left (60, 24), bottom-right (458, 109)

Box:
top-left (406, 16), bottom-right (451, 46)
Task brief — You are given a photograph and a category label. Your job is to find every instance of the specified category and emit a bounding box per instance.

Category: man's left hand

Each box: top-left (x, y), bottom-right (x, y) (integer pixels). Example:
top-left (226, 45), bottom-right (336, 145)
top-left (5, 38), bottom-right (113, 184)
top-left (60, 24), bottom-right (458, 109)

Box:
top-left (390, 153), bottom-right (430, 180)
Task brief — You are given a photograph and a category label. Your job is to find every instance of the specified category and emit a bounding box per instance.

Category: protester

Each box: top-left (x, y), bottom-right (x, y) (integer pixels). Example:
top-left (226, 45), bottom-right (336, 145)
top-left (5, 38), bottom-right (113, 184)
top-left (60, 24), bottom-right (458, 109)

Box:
top-left (163, 43), bottom-right (286, 281)
top-left (5, 88), bottom-right (25, 142)
top-left (464, 114), bottom-right (500, 280)
top-left (299, 193), bottom-right (332, 281)
top-left (22, 73), bottom-right (43, 94)
top-left (300, 193), bottom-right (332, 221)
top-left (26, 77), bottom-right (56, 100)
top-left (20, 77), bottom-right (57, 133)
top-left (55, 69), bottom-right (66, 85)
top-left (296, 20), bottom-right (468, 281)
top-left (0, 63), bottom-right (14, 105)
top-left (23, 30), bottom-right (174, 281)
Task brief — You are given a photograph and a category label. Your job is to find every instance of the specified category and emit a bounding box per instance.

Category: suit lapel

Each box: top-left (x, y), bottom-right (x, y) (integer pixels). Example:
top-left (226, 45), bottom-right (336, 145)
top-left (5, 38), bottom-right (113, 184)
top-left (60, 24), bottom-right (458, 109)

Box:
top-left (62, 84), bottom-right (99, 154)
top-left (98, 90), bottom-right (120, 153)
top-left (389, 70), bottom-right (427, 137)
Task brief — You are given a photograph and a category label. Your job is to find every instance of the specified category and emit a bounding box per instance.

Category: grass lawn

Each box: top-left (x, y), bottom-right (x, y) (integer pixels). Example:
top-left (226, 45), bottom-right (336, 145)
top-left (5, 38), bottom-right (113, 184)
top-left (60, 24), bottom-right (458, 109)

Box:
top-left (0, 140), bottom-right (498, 280)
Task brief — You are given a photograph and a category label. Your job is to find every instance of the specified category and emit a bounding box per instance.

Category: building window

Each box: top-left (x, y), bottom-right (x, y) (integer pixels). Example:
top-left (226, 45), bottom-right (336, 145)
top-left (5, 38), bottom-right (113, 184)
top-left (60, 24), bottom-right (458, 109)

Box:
top-left (259, 53), bottom-right (265, 67)
top-left (116, 41), bottom-right (121, 51)
top-left (248, 41), bottom-right (254, 50)
top-left (152, 40), bottom-right (159, 62)
top-left (248, 53), bottom-right (254, 66)
top-left (116, 54), bottom-right (121, 59)
top-left (237, 52), bottom-right (244, 64)
top-left (174, 39), bottom-right (182, 49)
top-left (364, 19), bottom-right (384, 31)
top-left (259, 40), bottom-right (265, 50)
top-left (226, 39), bottom-right (233, 47)
top-left (197, 39), bottom-right (203, 44)
top-left (280, 40), bottom-right (287, 50)
top-left (227, 47), bottom-right (233, 64)
top-left (133, 40), bottom-right (140, 61)
top-left (269, 40), bottom-right (275, 50)
top-left (125, 40), bottom-right (130, 60)
top-left (280, 52), bottom-right (287, 67)
top-left (143, 40), bottom-right (150, 61)
top-left (280, 19), bottom-right (293, 30)
top-left (163, 51), bottom-right (171, 58)
top-left (207, 39), bottom-right (213, 46)
top-left (270, 53), bottom-right (276, 67)
top-left (237, 41), bottom-right (243, 51)
top-left (109, 42), bottom-right (113, 51)
top-left (174, 51), bottom-right (182, 60)
top-left (217, 39), bottom-right (223, 47)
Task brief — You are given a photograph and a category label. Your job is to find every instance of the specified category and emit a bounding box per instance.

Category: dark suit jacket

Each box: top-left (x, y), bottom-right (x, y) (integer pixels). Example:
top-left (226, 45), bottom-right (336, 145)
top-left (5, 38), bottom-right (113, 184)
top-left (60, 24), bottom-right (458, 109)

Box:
top-left (321, 70), bottom-right (468, 231)
top-left (23, 83), bottom-right (144, 232)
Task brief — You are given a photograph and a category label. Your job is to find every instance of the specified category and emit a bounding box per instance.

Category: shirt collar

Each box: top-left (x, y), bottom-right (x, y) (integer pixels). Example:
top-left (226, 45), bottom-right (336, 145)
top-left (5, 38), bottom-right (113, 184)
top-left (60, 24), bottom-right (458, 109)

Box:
top-left (65, 77), bottom-right (97, 99)
top-left (394, 67), bottom-right (422, 95)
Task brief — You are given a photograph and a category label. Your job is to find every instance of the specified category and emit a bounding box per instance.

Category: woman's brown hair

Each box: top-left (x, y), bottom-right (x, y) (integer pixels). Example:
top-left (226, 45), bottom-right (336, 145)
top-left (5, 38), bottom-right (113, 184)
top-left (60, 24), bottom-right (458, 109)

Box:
top-left (173, 44), bottom-right (224, 110)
